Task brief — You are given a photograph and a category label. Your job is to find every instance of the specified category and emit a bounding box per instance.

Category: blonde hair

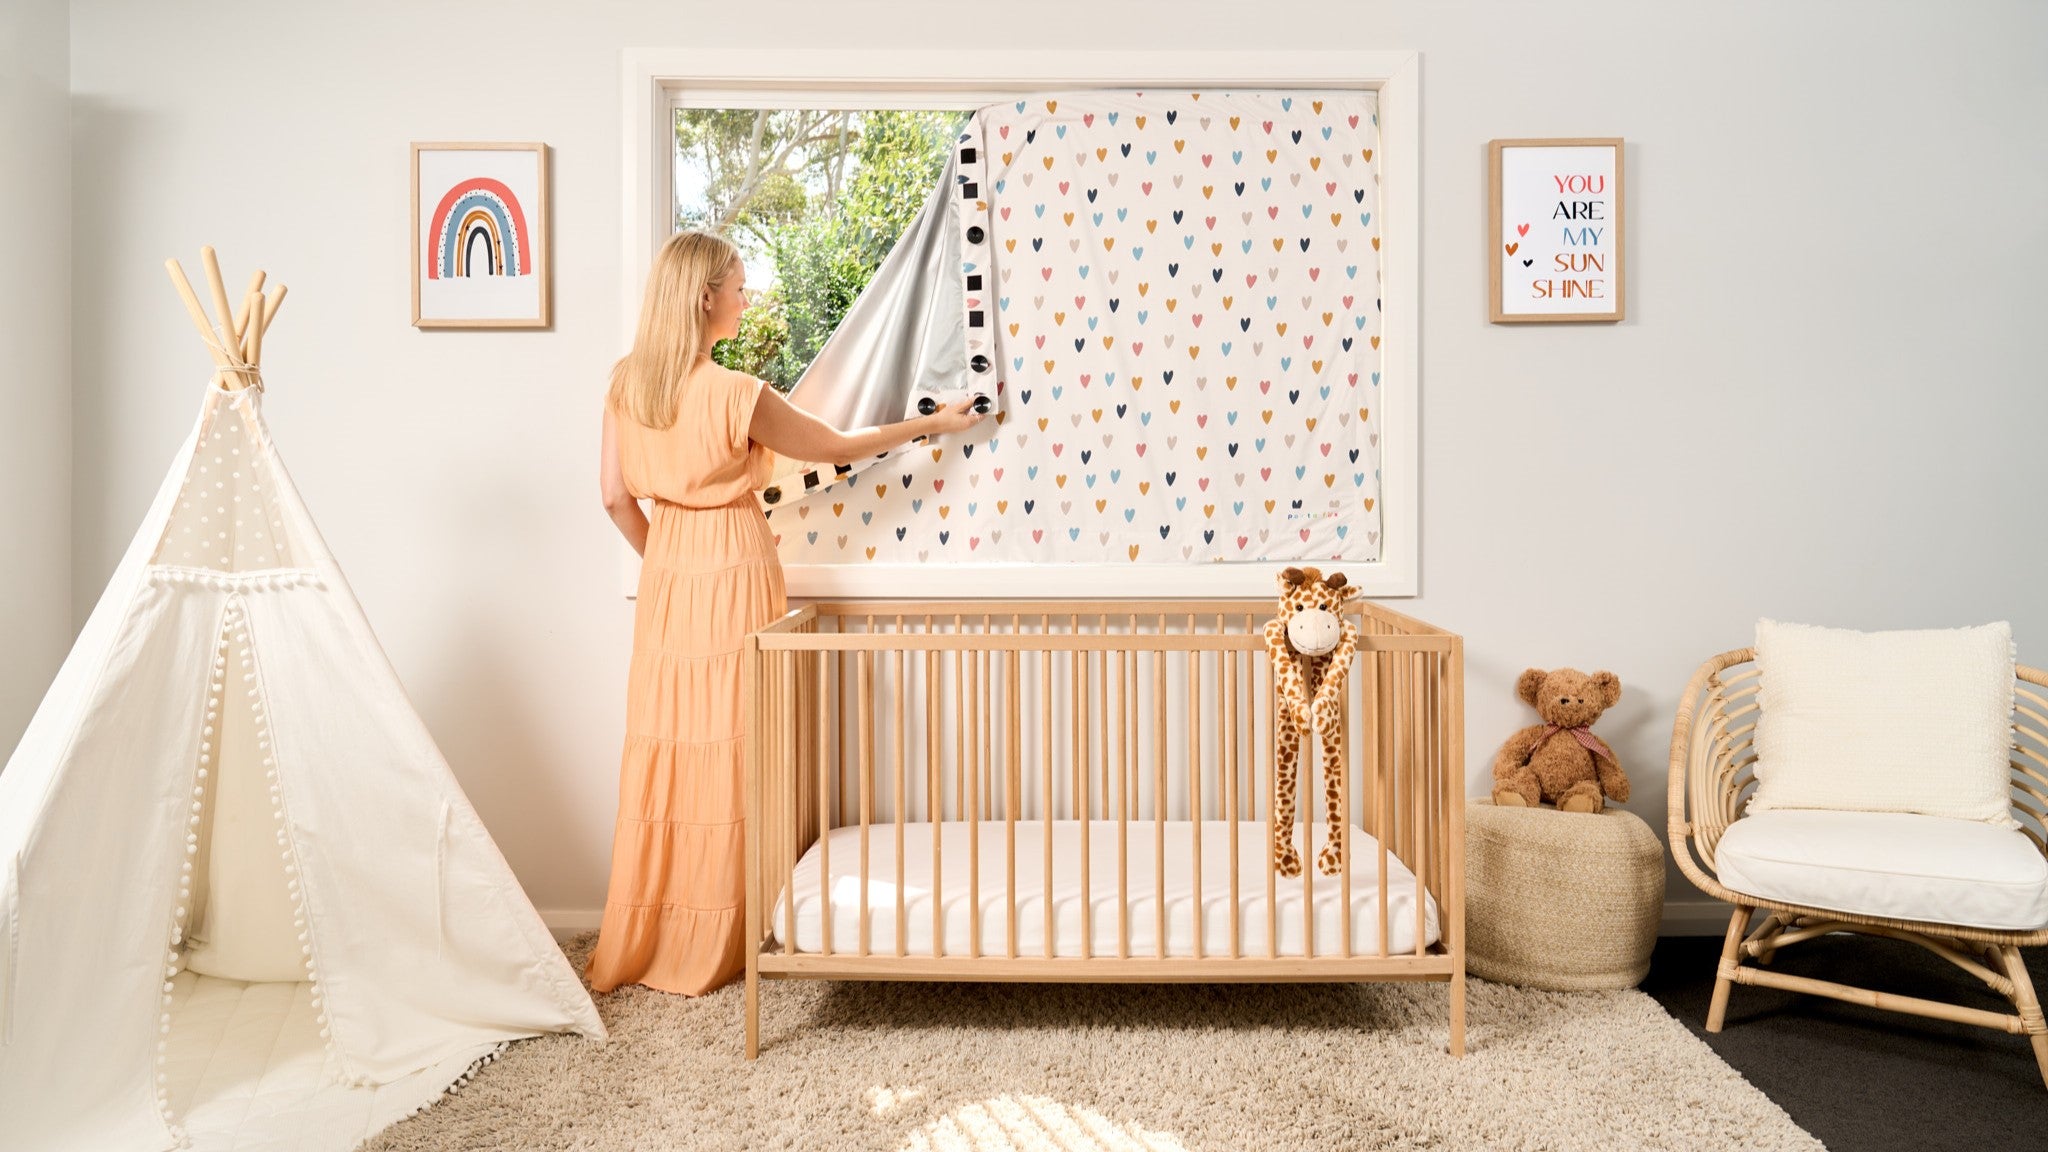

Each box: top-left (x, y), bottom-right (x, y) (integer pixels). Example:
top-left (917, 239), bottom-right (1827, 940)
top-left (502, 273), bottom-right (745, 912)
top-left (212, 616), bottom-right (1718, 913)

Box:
top-left (607, 229), bottom-right (740, 429)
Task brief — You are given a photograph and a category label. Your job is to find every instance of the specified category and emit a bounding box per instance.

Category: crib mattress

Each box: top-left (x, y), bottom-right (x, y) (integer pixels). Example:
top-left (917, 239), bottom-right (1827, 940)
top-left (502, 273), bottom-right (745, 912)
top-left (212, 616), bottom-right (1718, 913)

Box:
top-left (161, 972), bottom-right (496, 1151)
top-left (770, 820), bottom-right (1441, 959)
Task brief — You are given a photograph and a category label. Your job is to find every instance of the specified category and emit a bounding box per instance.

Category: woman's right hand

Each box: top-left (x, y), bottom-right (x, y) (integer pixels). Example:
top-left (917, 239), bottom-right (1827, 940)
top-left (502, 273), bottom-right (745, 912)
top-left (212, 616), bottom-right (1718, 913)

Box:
top-left (925, 395), bottom-right (990, 438)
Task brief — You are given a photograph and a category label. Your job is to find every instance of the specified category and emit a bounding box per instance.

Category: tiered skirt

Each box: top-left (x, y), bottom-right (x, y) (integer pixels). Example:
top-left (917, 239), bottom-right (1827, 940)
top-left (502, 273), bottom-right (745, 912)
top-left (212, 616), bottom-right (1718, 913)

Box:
top-left (585, 494), bottom-right (785, 995)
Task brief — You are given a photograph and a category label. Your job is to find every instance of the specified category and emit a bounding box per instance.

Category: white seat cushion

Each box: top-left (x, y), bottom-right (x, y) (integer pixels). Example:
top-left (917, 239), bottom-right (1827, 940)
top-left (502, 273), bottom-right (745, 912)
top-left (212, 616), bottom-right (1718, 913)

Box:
top-left (1716, 810), bottom-right (2048, 931)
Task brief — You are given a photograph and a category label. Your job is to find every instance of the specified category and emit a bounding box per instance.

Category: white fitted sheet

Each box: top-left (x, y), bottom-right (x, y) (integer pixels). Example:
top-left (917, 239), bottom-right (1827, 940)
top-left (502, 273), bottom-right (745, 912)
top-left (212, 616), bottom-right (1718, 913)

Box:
top-left (163, 973), bottom-right (496, 1152)
top-left (771, 820), bottom-right (1441, 958)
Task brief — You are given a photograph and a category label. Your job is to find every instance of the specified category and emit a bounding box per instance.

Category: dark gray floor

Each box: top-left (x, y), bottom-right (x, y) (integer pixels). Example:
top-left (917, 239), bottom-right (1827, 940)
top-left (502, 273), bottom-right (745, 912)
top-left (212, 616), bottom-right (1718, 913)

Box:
top-left (1641, 933), bottom-right (2048, 1152)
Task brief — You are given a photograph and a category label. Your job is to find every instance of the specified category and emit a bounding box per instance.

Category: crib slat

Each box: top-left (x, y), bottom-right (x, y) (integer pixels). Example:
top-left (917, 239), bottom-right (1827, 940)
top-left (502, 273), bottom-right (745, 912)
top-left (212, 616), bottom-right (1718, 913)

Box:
top-left (764, 649), bottom-right (778, 959)
top-left (1042, 622), bottom-right (1054, 960)
top-left (1224, 614), bottom-right (1239, 960)
top-left (928, 643), bottom-right (943, 958)
top-left (1118, 638), bottom-right (1131, 960)
top-left (1377, 648), bottom-right (1392, 958)
top-left (1406, 652), bottom-right (1423, 958)
top-left (1434, 651), bottom-right (1449, 955)
top-left (1358, 646), bottom-right (1379, 958)
top-left (784, 652), bottom-right (799, 956)
top-left (1439, 651), bottom-right (1451, 946)
top-left (1154, 638), bottom-right (1167, 961)
top-left (1189, 616), bottom-right (1203, 960)
top-left (895, 634), bottom-right (907, 958)
top-left (1080, 640), bottom-right (1094, 960)
top-left (1393, 649), bottom-right (1408, 954)
top-left (1100, 615), bottom-right (1111, 823)
top-left (1007, 636), bottom-right (1020, 959)
top-left (1243, 613), bottom-right (1257, 822)
top-left (837, 647), bottom-right (846, 828)
top-left (954, 616), bottom-right (965, 832)
top-left (1403, 648), bottom-right (1418, 869)
top-left (967, 630), bottom-right (981, 960)
top-left (859, 649), bottom-right (873, 957)
top-left (1263, 633), bottom-right (1278, 960)
top-left (986, 643), bottom-right (996, 825)
top-left (820, 649), bottom-right (834, 958)
top-left (1338, 640), bottom-right (1353, 961)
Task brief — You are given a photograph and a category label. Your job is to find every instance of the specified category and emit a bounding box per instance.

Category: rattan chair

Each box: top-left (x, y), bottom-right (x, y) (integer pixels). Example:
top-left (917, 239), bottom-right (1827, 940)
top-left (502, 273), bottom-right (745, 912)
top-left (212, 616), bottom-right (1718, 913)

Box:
top-left (1668, 648), bottom-right (2048, 1089)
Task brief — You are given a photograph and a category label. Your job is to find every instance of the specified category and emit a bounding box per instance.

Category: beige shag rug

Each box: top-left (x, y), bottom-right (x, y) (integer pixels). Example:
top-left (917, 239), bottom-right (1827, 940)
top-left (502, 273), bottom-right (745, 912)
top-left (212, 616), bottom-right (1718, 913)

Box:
top-left (363, 934), bottom-right (1821, 1151)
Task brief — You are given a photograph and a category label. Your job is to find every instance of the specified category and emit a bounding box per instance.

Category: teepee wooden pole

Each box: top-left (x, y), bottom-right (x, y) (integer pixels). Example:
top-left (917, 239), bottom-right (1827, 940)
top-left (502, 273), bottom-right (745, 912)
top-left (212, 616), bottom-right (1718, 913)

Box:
top-left (261, 285), bottom-right (288, 335)
top-left (241, 290), bottom-right (265, 366)
top-left (232, 269), bottom-right (266, 344)
top-left (200, 248), bottom-right (236, 356)
top-left (165, 258), bottom-right (231, 381)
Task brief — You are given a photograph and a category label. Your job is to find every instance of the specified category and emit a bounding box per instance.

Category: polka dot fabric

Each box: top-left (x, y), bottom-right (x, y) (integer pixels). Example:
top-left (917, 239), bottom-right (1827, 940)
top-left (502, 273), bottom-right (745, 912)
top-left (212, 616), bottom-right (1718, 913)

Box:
top-left (150, 387), bottom-right (297, 572)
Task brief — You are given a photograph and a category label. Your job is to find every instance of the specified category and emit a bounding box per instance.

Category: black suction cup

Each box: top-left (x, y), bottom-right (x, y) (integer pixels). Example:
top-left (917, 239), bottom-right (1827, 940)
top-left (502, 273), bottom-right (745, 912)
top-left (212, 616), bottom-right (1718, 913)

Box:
top-left (916, 396), bottom-right (939, 416)
top-left (970, 394), bottom-right (992, 415)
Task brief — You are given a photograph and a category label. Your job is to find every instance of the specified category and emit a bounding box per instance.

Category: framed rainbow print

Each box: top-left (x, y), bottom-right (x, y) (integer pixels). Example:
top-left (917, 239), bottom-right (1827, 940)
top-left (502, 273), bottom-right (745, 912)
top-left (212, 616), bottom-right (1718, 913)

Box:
top-left (411, 142), bottom-right (551, 329)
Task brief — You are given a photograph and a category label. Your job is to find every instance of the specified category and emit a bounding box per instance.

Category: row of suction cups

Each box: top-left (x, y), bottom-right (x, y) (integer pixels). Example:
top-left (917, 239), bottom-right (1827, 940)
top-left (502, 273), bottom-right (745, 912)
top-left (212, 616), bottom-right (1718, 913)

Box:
top-left (917, 393), bottom-right (993, 416)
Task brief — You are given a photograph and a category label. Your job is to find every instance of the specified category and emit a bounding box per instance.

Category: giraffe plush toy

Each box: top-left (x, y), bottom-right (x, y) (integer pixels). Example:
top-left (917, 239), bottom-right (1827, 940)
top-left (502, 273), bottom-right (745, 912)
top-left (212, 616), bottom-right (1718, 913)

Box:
top-left (1262, 566), bottom-right (1361, 877)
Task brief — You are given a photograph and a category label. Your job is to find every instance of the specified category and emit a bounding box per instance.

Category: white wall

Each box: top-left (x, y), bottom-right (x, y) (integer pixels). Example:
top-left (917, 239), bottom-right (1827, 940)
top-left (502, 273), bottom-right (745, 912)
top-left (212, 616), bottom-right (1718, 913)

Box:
top-left (48, 0), bottom-right (2048, 932)
top-left (0, 0), bottom-right (71, 748)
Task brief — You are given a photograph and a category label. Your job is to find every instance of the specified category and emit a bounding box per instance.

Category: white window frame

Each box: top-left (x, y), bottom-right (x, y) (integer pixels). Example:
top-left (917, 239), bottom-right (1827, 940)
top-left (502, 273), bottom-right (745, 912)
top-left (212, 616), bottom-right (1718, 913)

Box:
top-left (621, 48), bottom-right (1420, 597)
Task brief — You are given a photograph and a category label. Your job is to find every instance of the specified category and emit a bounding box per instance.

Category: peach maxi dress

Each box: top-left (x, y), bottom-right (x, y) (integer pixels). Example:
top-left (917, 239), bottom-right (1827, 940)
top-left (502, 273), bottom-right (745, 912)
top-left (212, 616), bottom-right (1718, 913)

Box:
top-left (587, 368), bottom-right (783, 996)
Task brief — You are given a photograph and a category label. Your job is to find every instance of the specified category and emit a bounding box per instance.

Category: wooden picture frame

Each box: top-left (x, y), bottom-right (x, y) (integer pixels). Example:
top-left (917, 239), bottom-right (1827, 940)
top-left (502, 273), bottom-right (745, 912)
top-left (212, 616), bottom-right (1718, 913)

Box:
top-left (411, 141), bottom-right (551, 329)
top-left (1488, 138), bottom-right (1624, 324)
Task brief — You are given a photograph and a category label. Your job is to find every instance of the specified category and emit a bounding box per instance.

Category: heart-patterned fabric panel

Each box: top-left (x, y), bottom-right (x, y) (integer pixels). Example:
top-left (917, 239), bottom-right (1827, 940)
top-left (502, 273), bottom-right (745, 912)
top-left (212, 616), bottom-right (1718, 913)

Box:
top-left (767, 90), bottom-right (1384, 564)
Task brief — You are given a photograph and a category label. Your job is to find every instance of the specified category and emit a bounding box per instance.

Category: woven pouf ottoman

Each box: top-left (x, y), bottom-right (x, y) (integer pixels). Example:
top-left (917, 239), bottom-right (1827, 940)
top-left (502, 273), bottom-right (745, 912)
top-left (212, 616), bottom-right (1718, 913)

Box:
top-left (1464, 798), bottom-right (1665, 990)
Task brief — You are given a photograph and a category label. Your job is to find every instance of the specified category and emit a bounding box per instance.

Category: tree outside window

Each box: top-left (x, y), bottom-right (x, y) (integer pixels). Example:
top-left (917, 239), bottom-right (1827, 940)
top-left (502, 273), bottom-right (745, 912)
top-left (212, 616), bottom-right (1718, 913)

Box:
top-left (674, 108), bottom-right (969, 390)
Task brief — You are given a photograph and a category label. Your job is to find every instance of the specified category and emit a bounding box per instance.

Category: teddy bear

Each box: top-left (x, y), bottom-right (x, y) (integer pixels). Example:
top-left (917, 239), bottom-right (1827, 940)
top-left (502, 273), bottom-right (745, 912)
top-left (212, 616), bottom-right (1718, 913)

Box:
top-left (1262, 566), bottom-right (1360, 876)
top-left (1491, 667), bottom-right (1628, 813)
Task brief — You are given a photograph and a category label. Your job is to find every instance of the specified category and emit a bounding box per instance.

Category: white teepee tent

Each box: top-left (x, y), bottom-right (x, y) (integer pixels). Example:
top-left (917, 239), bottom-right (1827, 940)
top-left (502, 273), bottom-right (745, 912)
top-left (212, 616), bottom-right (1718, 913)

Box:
top-left (0, 250), bottom-right (604, 1152)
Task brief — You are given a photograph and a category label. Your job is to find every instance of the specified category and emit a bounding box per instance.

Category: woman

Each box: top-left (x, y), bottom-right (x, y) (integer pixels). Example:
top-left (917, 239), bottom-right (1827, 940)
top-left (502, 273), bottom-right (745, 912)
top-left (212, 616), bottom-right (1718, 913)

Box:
top-left (589, 230), bottom-right (985, 996)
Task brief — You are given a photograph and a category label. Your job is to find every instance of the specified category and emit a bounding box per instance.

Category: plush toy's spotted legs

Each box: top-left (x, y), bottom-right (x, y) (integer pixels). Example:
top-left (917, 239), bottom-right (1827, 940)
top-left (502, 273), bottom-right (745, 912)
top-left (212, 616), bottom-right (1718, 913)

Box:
top-left (1272, 699), bottom-right (1306, 876)
top-left (1311, 693), bottom-right (1347, 876)
top-left (1273, 697), bottom-right (1349, 878)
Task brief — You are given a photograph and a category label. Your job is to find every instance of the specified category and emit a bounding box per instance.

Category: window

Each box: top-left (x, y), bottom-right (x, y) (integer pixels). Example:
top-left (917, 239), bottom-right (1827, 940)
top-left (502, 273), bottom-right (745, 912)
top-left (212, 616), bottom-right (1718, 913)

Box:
top-left (625, 51), bottom-right (1419, 597)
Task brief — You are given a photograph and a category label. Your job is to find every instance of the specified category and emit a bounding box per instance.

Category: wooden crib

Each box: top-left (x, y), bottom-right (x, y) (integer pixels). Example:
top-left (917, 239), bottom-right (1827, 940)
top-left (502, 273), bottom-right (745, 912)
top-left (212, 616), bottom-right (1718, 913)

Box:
top-left (741, 598), bottom-right (1465, 1058)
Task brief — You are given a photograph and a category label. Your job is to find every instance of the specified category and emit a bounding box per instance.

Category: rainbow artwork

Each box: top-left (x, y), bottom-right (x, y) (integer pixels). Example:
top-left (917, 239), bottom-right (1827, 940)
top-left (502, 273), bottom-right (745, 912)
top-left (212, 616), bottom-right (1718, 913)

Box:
top-left (426, 177), bottom-right (531, 280)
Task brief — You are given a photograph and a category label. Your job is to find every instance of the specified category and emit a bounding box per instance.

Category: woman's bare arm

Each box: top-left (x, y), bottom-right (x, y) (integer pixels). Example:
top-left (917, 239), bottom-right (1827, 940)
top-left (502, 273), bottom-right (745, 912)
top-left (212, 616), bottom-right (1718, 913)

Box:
top-left (748, 384), bottom-right (982, 467)
top-left (600, 406), bottom-right (649, 556)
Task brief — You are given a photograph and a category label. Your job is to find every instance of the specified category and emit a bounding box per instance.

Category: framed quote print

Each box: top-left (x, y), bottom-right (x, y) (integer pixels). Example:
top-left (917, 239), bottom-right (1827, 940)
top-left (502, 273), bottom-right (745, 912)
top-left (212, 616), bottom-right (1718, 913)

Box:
top-left (1489, 138), bottom-right (1624, 324)
top-left (411, 141), bottom-right (551, 329)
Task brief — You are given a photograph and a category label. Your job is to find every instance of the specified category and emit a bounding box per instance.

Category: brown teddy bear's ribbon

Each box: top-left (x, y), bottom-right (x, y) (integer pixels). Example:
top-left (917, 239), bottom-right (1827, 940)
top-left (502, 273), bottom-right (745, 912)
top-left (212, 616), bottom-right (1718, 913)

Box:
top-left (1529, 724), bottom-right (1617, 766)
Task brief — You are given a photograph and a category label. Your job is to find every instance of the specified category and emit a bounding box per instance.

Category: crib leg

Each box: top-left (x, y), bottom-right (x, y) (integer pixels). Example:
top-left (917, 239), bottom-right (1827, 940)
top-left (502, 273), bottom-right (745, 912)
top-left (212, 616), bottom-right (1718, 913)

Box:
top-left (1448, 970), bottom-right (1467, 1057)
top-left (744, 963), bottom-right (760, 1060)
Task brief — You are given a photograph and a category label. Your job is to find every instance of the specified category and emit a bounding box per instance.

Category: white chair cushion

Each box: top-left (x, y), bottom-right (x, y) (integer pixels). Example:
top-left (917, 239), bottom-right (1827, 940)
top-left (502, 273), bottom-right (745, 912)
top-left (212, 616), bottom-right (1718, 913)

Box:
top-left (1715, 810), bottom-right (2048, 931)
top-left (1751, 618), bottom-right (2016, 826)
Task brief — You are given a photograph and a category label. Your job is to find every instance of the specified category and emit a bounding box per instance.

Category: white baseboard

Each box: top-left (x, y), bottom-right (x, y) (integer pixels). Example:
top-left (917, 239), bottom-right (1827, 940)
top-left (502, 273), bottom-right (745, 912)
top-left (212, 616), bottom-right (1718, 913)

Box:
top-left (541, 902), bottom-right (1740, 941)
top-left (540, 908), bottom-right (603, 942)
